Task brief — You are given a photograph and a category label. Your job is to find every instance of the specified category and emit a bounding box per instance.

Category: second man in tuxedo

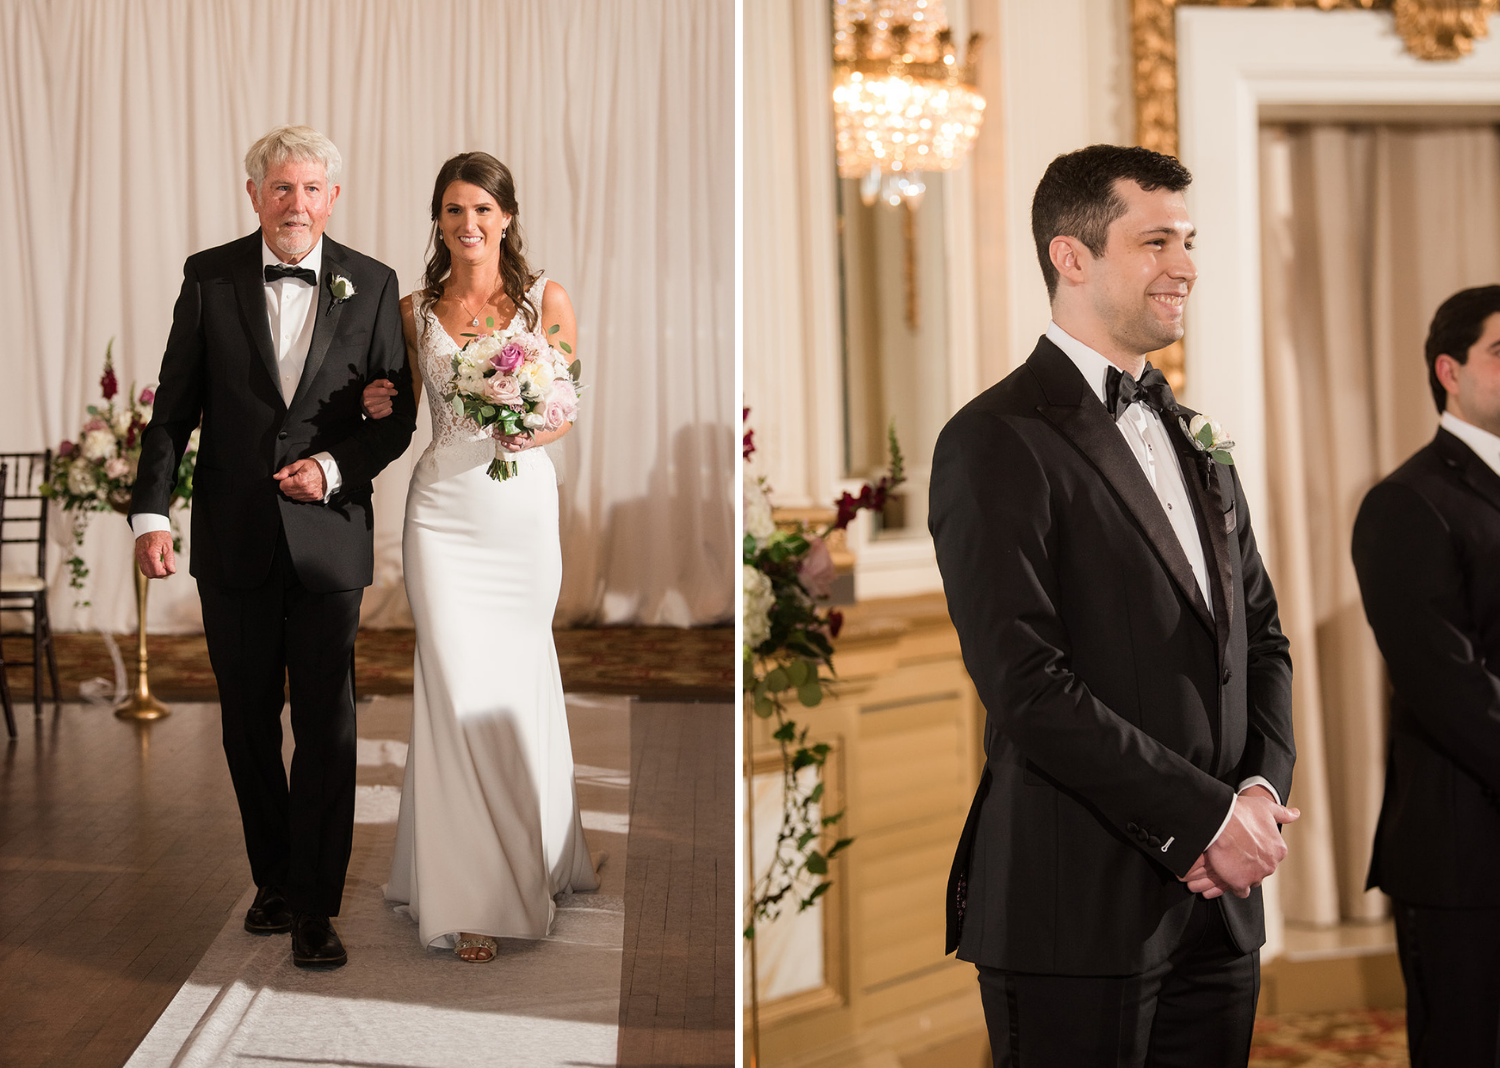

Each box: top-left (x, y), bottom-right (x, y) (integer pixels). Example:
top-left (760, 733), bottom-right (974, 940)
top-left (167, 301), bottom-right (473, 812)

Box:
top-left (1352, 285), bottom-right (1500, 1067)
top-left (930, 144), bottom-right (1298, 1066)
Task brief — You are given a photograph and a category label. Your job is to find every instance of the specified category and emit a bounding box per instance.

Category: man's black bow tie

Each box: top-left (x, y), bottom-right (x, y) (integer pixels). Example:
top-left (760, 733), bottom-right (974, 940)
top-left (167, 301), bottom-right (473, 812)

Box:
top-left (264, 263), bottom-right (318, 286)
top-left (1105, 363), bottom-right (1176, 421)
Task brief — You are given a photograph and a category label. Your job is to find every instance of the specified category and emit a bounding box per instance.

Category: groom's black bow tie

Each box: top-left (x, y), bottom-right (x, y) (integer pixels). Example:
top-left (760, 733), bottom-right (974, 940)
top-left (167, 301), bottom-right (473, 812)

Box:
top-left (1105, 363), bottom-right (1176, 421)
top-left (264, 263), bottom-right (318, 286)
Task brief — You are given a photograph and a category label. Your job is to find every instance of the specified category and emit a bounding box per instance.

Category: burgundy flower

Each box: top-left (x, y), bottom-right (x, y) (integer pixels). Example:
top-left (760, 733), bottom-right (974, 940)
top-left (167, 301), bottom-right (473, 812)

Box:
top-left (827, 608), bottom-right (844, 639)
top-left (742, 426), bottom-right (755, 461)
top-left (58, 440), bottom-right (74, 457)
top-left (100, 363), bottom-right (117, 401)
top-left (139, 388), bottom-right (155, 405)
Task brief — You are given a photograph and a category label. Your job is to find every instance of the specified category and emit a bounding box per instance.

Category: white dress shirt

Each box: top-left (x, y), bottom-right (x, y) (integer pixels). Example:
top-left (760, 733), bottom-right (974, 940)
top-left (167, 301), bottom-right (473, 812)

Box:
top-left (1441, 409), bottom-right (1500, 477)
top-left (1046, 322), bottom-right (1280, 849)
top-left (130, 237), bottom-right (342, 538)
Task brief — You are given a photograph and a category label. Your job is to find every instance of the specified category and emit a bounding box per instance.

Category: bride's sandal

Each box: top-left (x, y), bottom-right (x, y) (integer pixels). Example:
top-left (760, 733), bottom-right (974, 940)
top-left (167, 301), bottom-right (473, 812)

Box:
top-left (455, 934), bottom-right (498, 963)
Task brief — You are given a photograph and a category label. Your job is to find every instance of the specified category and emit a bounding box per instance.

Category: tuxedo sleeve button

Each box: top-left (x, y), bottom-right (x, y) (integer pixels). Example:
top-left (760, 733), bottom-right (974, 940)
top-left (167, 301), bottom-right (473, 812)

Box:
top-left (1127, 822), bottom-right (1140, 835)
top-left (1148, 836), bottom-right (1162, 848)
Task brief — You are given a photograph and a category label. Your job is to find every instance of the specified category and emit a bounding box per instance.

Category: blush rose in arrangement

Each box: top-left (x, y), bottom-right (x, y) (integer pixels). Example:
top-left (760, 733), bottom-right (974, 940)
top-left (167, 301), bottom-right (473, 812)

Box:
top-left (742, 409), bottom-right (903, 938)
top-left (445, 316), bottom-right (581, 480)
top-left (40, 339), bottom-right (197, 601)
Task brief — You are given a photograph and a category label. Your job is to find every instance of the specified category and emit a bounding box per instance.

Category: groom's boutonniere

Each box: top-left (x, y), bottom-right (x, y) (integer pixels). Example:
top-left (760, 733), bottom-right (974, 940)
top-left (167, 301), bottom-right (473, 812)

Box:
top-left (330, 274), bottom-right (357, 306)
top-left (1179, 413), bottom-right (1236, 466)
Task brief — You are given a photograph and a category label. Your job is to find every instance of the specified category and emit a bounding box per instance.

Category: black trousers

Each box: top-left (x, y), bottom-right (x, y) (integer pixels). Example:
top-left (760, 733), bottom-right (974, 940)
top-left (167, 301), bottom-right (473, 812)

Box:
top-left (198, 526), bottom-right (362, 917)
top-left (1393, 899), bottom-right (1500, 1068)
top-left (977, 896), bottom-right (1259, 1068)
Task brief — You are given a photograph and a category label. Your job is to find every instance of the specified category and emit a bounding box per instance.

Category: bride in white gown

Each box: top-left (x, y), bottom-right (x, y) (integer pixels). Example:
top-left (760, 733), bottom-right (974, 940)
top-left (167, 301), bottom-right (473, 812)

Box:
top-left (365, 152), bottom-right (598, 962)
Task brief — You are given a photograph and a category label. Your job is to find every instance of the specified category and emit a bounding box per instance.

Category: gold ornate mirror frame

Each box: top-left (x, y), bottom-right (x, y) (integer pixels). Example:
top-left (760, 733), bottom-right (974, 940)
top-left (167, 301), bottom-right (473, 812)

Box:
top-left (1130, 0), bottom-right (1499, 388)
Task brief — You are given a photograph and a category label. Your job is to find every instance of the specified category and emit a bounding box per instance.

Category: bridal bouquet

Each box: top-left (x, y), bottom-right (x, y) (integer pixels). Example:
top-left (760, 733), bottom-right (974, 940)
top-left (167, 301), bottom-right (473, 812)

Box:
top-left (40, 339), bottom-right (197, 598)
top-left (445, 318), bottom-right (581, 481)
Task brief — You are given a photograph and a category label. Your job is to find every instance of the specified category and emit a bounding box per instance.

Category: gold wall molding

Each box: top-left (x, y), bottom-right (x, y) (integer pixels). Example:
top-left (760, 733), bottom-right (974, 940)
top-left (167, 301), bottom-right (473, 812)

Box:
top-left (1130, 0), bottom-right (1497, 390)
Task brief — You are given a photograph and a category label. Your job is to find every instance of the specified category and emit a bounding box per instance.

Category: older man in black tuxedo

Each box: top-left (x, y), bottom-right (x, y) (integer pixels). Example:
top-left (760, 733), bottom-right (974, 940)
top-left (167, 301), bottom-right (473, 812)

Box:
top-left (130, 125), bottom-right (416, 969)
top-left (1353, 285), bottom-right (1500, 1067)
top-left (930, 144), bottom-right (1299, 1066)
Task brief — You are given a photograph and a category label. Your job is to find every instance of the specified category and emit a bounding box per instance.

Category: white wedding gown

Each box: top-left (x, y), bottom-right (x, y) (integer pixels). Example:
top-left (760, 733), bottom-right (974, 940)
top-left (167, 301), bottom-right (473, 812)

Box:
top-left (386, 276), bottom-right (598, 948)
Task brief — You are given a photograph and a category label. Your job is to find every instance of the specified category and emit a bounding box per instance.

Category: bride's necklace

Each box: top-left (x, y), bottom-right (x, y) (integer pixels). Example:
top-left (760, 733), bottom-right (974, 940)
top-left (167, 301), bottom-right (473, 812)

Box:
top-left (454, 281), bottom-right (505, 328)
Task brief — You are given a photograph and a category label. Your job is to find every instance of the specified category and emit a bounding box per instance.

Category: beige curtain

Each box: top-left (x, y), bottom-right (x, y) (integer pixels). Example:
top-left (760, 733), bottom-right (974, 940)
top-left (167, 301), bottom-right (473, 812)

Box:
top-left (0, 0), bottom-right (733, 633)
top-left (1259, 123), bottom-right (1500, 924)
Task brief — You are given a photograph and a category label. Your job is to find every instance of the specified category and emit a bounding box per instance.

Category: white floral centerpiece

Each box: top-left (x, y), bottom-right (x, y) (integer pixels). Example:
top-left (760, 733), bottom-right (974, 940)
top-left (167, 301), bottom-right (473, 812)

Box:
top-left (40, 340), bottom-right (197, 599)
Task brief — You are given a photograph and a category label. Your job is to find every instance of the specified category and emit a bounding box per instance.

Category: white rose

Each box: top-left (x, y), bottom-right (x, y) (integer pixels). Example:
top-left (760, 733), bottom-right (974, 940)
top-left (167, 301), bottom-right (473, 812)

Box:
top-left (744, 479), bottom-right (776, 548)
top-left (743, 564), bottom-right (774, 652)
top-left (67, 461), bottom-right (98, 496)
top-left (522, 412), bottom-right (547, 429)
top-left (81, 428), bottom-right (116, 462)
top-left (104, 456), bottom-right (129, 480)
top-left (111, 407), bottom-right (133, 436)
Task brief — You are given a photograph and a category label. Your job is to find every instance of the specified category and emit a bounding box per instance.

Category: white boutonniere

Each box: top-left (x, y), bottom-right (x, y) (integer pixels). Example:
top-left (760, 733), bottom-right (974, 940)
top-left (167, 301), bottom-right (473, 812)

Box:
top-left (1179, 413), bottom-right (1235, 465)
top-left (330, 274), bottom-right (356, 306)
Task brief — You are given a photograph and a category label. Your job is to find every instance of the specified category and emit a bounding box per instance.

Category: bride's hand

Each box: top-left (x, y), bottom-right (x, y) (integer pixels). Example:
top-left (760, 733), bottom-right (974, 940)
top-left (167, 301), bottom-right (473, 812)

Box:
top-left (493, 429), bottom-right (530, 452)
top-left (362, 379), bottom-right (397, 420)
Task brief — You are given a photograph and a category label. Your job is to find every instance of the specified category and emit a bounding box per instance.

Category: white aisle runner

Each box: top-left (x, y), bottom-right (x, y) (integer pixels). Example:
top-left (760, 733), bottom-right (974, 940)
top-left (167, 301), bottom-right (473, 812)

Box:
top-left (126, 693), bottom-right (631, 1068)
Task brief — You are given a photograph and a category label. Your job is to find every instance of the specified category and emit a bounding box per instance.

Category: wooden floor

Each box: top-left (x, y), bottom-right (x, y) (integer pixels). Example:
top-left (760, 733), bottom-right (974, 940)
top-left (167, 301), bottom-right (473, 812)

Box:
top-left (618, 702), bottom-right (735, 1067)
top-left (0, 698), bottom-right (735, 1068)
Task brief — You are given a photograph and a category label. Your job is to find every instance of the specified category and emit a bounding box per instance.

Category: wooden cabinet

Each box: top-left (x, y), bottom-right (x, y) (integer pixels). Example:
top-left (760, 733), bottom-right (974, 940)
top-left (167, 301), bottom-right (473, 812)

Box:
top-left (747, 593), bottom-right (987, 1067)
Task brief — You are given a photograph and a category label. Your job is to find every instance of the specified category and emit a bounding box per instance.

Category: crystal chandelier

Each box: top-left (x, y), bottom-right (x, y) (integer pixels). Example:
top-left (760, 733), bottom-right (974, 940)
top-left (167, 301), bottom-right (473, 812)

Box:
top-left (832, 0), bottom-right (985, 208)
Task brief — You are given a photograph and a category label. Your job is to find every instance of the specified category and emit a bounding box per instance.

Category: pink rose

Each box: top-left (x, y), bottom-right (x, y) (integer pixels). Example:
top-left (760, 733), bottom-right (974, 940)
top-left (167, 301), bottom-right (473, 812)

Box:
top-left (58, 440), bottom-right (74, 456)
top-left (83, 417), bottom-right (107, 432)
top-left (799, 537), bottom-right (837, 600)
top-left (543, 394), bottom-right (573, 431)
top-left (482, 374), bottom-right (523, 407)
top-left (139, 388), bottom-right (155, 405)
top-left (491, 341), bottom-right (526, 374)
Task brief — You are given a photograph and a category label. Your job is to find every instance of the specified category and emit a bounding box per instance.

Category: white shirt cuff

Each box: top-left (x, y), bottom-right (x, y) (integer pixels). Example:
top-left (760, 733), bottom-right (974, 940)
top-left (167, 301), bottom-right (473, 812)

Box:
top-left (312, 452), bottom-right (342, 501)
top-left (129, 513), bottom-right (172, 537)
top-left (1204, 779), bottom-right (1283, 850)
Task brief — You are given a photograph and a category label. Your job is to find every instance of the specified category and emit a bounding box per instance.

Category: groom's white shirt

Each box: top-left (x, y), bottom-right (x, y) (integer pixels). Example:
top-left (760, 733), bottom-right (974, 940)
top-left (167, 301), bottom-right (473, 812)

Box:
top-left (1045, 321), bottom-right (1278, 847)
top-left (130, 238), bottom-right (342, 537)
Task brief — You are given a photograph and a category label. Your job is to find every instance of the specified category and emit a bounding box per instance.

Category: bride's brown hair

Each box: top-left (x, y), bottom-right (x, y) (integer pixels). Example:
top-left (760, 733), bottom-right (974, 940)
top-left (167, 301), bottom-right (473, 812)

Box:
top-left (421, 152), bottom-right (540, 331)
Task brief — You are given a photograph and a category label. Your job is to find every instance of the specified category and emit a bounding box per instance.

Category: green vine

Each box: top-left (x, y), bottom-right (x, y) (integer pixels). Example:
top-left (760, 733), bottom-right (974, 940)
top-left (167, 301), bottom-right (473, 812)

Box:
top-left (742, 418), bottom-right (904, 940)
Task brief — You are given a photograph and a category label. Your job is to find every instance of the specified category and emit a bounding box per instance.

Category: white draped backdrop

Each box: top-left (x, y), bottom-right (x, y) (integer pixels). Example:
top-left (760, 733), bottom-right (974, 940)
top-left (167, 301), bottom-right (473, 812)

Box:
top-left (0, 0), bottom-right (734, 633)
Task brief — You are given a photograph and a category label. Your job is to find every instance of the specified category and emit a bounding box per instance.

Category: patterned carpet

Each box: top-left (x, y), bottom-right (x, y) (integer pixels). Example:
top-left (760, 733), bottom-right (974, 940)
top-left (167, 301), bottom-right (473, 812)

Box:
top-left (1251, 1010), bottom-right (1408, 1067)
top-left (1, 626), bottom-right (733, 704)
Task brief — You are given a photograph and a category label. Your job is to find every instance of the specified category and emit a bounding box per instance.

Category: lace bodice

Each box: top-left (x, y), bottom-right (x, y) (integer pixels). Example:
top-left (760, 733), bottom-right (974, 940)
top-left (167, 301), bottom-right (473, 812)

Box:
top-left (411, 274), bottom-right (552, 481)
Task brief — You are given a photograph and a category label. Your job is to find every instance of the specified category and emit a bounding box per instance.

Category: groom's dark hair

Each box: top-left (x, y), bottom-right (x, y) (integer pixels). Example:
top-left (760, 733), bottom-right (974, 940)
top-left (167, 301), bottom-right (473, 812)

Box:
top-left (1425, 285), bottom-right (1500, 413)
top-left (1032, 144), bottom-right (1193, 300)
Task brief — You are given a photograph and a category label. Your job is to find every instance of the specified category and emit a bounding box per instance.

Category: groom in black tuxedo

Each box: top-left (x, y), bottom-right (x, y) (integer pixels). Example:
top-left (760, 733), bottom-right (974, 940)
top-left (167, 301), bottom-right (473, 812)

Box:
top-left (131, 125), bottom-right (416, 969)
top-left (1352, 285), bottom-right (1500, 1067)
top-left (930, 144), bottom-right (1297, 1066)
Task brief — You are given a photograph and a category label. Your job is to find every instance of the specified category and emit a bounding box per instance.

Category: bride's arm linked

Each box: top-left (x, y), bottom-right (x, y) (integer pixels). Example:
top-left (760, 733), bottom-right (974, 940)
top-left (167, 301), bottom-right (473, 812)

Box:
top-left (361, 296), bottom-right (422, 419)
top-left (362, 284), bottom-right (579, 456)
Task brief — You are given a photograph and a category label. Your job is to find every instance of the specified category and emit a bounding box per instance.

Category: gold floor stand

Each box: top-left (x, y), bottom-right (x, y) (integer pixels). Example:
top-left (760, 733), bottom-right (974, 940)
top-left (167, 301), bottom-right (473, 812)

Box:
top-left (116, 567), bottom-right (170, 720)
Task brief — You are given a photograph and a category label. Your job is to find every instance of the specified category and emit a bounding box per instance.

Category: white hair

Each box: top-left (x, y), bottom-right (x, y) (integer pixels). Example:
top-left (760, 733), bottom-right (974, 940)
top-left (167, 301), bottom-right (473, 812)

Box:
top-left (244, 125), bottom-right (343, 189)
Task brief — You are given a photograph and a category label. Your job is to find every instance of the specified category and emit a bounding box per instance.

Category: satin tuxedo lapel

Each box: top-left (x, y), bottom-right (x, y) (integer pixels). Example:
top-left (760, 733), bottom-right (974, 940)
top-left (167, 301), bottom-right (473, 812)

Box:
top-left (289, 245), bottom-right (347, 414)
top-left (232, 241), bottom-right (283, 407)
top-left (1438, 427), bottom-right (1500, 519)
top-left (1029, 340), bottom-right (1215, 637)
top-left (1166, 408), bottom-right (1234, 665)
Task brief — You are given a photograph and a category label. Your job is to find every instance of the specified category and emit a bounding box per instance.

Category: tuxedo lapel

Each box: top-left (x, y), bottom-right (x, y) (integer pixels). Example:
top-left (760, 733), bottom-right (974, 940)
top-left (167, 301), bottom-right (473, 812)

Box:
top-left (1029, 340), bottom-right (1215, 636)
top-left (231, 237), bottom-right (282, 406)
top-left (289, 242), bottom-right (347, 414)
top-left (1438, 427), bottom-right (1500, 519)
top-left (1167, 409), bottom-right (1234, 664)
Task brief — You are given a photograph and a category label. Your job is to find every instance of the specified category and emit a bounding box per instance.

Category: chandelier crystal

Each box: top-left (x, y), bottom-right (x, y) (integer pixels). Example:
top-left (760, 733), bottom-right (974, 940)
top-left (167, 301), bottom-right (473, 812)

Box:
top-left (832, 0), bottom-right (985, 188)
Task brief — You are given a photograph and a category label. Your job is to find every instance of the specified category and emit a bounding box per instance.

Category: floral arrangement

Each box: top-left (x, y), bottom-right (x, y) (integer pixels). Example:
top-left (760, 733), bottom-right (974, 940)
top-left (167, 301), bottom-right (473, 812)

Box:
top-left (40, 340), bottom-right (197, 600)
top-left (446, 315), bottom-right (581, 480)
top-left (742, 410), bottom-right (903, 938)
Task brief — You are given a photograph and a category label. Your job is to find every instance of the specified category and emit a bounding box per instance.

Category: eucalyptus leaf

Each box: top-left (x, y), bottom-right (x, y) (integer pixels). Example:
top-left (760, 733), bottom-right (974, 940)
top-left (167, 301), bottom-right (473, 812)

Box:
top-left (548, 323), bottom-right (560, 336)
top-left (765, 667), bottom-right (789, 691)
top-left (786, 660), bottom-right (809, 687)
top-left (486, 315), bottom-right (495, 328)
top-left (559, 341), bottom-right (572, 355)
top-left (797, 681), bottom-right (823, 707)
top-left (753, 695), bottom-right (773, 718)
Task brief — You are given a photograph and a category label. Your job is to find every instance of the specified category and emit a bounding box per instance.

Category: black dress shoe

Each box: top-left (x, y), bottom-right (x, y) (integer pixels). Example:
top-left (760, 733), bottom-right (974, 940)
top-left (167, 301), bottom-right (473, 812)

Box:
top-left (244, 885), bottom-right (292, 935)
top-left (291, 912), bottom-right (348, 969)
